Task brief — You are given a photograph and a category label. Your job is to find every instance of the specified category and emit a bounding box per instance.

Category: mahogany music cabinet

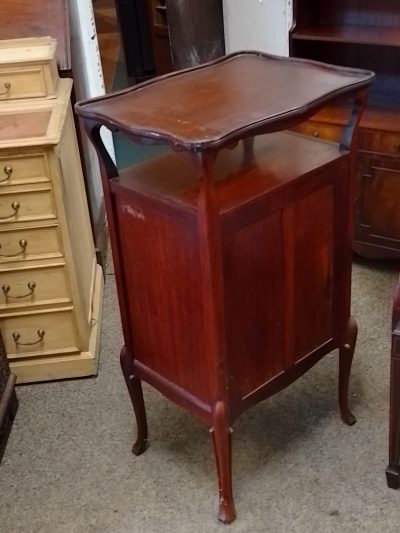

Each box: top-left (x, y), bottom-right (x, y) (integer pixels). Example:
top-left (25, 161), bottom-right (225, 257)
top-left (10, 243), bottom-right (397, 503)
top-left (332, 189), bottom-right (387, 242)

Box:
top-left (76, 52), bottom-right (373, 523)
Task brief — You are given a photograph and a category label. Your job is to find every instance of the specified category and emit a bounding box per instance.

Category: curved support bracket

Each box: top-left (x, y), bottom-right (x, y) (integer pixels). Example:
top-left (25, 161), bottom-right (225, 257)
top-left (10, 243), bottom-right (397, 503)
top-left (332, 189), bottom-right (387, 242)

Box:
top-left (84, 120), bottom-right (119, 180)
top-left (340, 90), bottom-right (368, 152)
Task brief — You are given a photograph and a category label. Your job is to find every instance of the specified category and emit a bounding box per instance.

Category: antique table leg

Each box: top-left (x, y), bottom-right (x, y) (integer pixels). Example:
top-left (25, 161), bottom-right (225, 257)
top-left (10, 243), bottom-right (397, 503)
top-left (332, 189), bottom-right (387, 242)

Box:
top-left (386, 335), bottom-right (400, 489)
top-left (86, 123), bottom-right (150, 457)
top-left (120, 346), bottom-right (149, 455)
top-left (210, 402), bottom-right (236, 523)
top-left (193, 151), bottom-right (236, 522)
top-left (338, 317), bottom-right (358, 426)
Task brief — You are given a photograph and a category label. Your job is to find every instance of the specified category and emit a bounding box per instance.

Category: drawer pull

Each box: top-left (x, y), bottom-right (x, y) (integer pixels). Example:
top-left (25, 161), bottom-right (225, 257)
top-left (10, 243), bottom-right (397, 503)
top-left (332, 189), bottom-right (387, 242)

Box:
top-left (313, 130), bottom-right (320, 138)
top-left (0, 238), bottom-right (27, 257)
top-left (0, 82), bottom-right (11, 97)
top-left (0, 201), bottom-right (20, 220)
top-left (2, 281), bottom-right (36, 299)
top-left (0, 166), bottom-right (13, 184)
top-left (12, 328), bottom-right (45, 346)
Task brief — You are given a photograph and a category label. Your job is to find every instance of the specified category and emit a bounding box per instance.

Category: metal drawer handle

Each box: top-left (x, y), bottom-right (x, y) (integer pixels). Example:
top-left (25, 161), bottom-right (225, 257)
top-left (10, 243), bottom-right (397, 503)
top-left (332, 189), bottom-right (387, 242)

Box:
top-left (12, 328), bottom-right (45, 346)
top-left (0, 166), bottom-right (13, 184)
top-left (0, 238), bottom-right (27, 257)
top-left (313, 130), bottom-right (320, 138)
top-left (0, 201), bottom-right (20, 220)
top-left (2, 281), bottom-right (36, 299)
top-left (0, 82), bottom-right (11, 96)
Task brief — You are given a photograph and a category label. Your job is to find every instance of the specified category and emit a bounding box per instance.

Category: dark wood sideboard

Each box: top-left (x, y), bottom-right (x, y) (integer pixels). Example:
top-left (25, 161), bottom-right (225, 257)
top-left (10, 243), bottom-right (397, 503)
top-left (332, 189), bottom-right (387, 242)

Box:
top-left (290, 0), bottom-right (400, 259)
top-left (76, 52), bottom-right (373, 522)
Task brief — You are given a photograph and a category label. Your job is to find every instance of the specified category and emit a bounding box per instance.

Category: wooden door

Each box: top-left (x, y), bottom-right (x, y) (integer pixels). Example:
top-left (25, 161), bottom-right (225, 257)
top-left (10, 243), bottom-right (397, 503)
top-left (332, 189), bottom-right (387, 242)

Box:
top-left (355, 153), bottom-right (400, 256)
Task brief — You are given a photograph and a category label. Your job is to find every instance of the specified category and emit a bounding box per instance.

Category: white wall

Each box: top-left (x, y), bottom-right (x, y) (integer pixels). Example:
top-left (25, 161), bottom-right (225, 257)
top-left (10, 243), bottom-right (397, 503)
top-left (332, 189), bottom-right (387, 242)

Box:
top-left (223, 0), bottom-right (293, 56)
top-left (68, 0), bottom-right (114, 229)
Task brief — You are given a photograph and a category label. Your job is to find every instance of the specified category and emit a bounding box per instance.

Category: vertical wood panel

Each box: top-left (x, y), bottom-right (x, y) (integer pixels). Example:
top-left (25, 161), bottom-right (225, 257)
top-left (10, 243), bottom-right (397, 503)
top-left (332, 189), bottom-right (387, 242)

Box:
top-left (224, 212), bottom-right (285, 401)
top-left (114, 195), bottom-right (212, 403)
top-left (293, 185), bottom-right (334, 360)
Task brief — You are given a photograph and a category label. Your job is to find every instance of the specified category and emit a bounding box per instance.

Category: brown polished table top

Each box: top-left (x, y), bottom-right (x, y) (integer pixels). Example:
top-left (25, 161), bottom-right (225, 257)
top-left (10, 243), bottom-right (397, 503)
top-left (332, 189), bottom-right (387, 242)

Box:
top-left (76, 51), bottom-right (374, 151)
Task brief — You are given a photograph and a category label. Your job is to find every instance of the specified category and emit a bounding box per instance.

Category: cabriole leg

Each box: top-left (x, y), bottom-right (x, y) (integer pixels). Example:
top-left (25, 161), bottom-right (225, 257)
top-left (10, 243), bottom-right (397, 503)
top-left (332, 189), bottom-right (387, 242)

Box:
top-left (120, 346), bottom-right (148, 455)
top-left (210, 401), bottom-right (236, 524)
top-left (338, 316), bottom-right (358, 426)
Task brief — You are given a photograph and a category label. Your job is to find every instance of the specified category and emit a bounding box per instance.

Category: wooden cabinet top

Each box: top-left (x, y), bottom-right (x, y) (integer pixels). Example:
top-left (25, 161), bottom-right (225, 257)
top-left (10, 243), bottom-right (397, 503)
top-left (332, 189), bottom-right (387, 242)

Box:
top-left (76, 51), bottom-right (374, 151)
top-left (0, 37), bottom-right (57, 65)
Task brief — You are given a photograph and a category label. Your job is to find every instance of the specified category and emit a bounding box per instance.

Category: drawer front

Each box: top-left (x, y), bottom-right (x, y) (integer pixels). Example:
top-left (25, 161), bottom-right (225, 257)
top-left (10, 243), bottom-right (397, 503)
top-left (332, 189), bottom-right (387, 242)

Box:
top-left (0, 153), bottom-right (50, 187)
top-left (1, 309), bottom-right (79, 357)
top-left (358, 130), bottom-right (400, 156)
top-left (291, 121), bottom-right (343, 143)
top-left (0, 187), bottom-right (56, 224)
top-left (0, 263), bottom-right (70, 311)
top-left (0, 66), bottom-right (47, 100)
top-left (0, 224), bottom-right (62, 264)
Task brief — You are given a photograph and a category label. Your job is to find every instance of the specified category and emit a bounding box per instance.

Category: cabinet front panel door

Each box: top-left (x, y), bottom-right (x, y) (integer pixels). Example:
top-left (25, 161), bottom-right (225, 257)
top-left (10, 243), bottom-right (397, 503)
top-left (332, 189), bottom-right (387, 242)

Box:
top-left (224, 210), bottom-right (285, 401)
top-left (293, 183), bottom-right (335, 360)
top-left (358, 156), bottom-right (400, 242)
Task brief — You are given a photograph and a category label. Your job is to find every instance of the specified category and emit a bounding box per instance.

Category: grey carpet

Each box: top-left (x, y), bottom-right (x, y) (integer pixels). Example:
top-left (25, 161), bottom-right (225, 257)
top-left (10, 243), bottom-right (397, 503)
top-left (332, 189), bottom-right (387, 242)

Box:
top-left (1, 257), bottom-right (399, 533)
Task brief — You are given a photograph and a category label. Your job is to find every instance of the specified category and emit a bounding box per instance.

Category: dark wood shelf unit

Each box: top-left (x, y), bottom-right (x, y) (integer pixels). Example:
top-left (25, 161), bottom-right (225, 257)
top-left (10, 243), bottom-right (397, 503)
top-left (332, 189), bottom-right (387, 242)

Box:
top-left (146, 0), bottom-right (173, 75)
top-left (153, 0), bottom-right (168, 30)
top-left (291, 0), bottom-right (400, 259)
top-left (292, 25), bottom-right (400, 47)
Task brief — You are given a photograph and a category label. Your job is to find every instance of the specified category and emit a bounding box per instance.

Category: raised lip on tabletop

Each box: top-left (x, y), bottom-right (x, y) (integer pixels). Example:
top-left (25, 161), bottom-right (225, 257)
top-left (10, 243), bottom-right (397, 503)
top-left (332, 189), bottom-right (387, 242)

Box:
top-left (75, 50), bottom-right (375, 152)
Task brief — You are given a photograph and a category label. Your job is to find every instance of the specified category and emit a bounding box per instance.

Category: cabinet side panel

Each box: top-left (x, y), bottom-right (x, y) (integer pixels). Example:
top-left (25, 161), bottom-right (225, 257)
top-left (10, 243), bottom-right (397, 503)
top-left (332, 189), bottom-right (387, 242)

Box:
top-left (114, 194), bottom-right (211, 404)
top-left (293, 183), bottom-right (334, 361)
top-left (224, 211), bottom-right (285, 400)
top-left (56, 107), bottom-right (97, 326)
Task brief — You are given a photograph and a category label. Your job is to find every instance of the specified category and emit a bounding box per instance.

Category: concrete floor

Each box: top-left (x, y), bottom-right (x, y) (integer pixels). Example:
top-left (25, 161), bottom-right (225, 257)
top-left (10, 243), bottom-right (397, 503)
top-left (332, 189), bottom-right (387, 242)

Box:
top-left (1, 258), bottom-right (400, 532)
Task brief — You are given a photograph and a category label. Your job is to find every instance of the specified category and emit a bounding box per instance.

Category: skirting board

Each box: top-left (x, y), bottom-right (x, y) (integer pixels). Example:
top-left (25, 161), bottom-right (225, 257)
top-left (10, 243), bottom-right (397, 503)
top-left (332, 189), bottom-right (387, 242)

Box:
top-left (10, 264), bottom-right (104, 384)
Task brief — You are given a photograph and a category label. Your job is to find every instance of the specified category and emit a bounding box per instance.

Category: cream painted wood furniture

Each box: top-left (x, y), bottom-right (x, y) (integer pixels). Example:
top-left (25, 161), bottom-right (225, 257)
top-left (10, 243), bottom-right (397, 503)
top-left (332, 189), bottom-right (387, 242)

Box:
top-left (0, 37), bottom-right (59, 101)
top-left (0, 38), bottom-right (103, 383)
